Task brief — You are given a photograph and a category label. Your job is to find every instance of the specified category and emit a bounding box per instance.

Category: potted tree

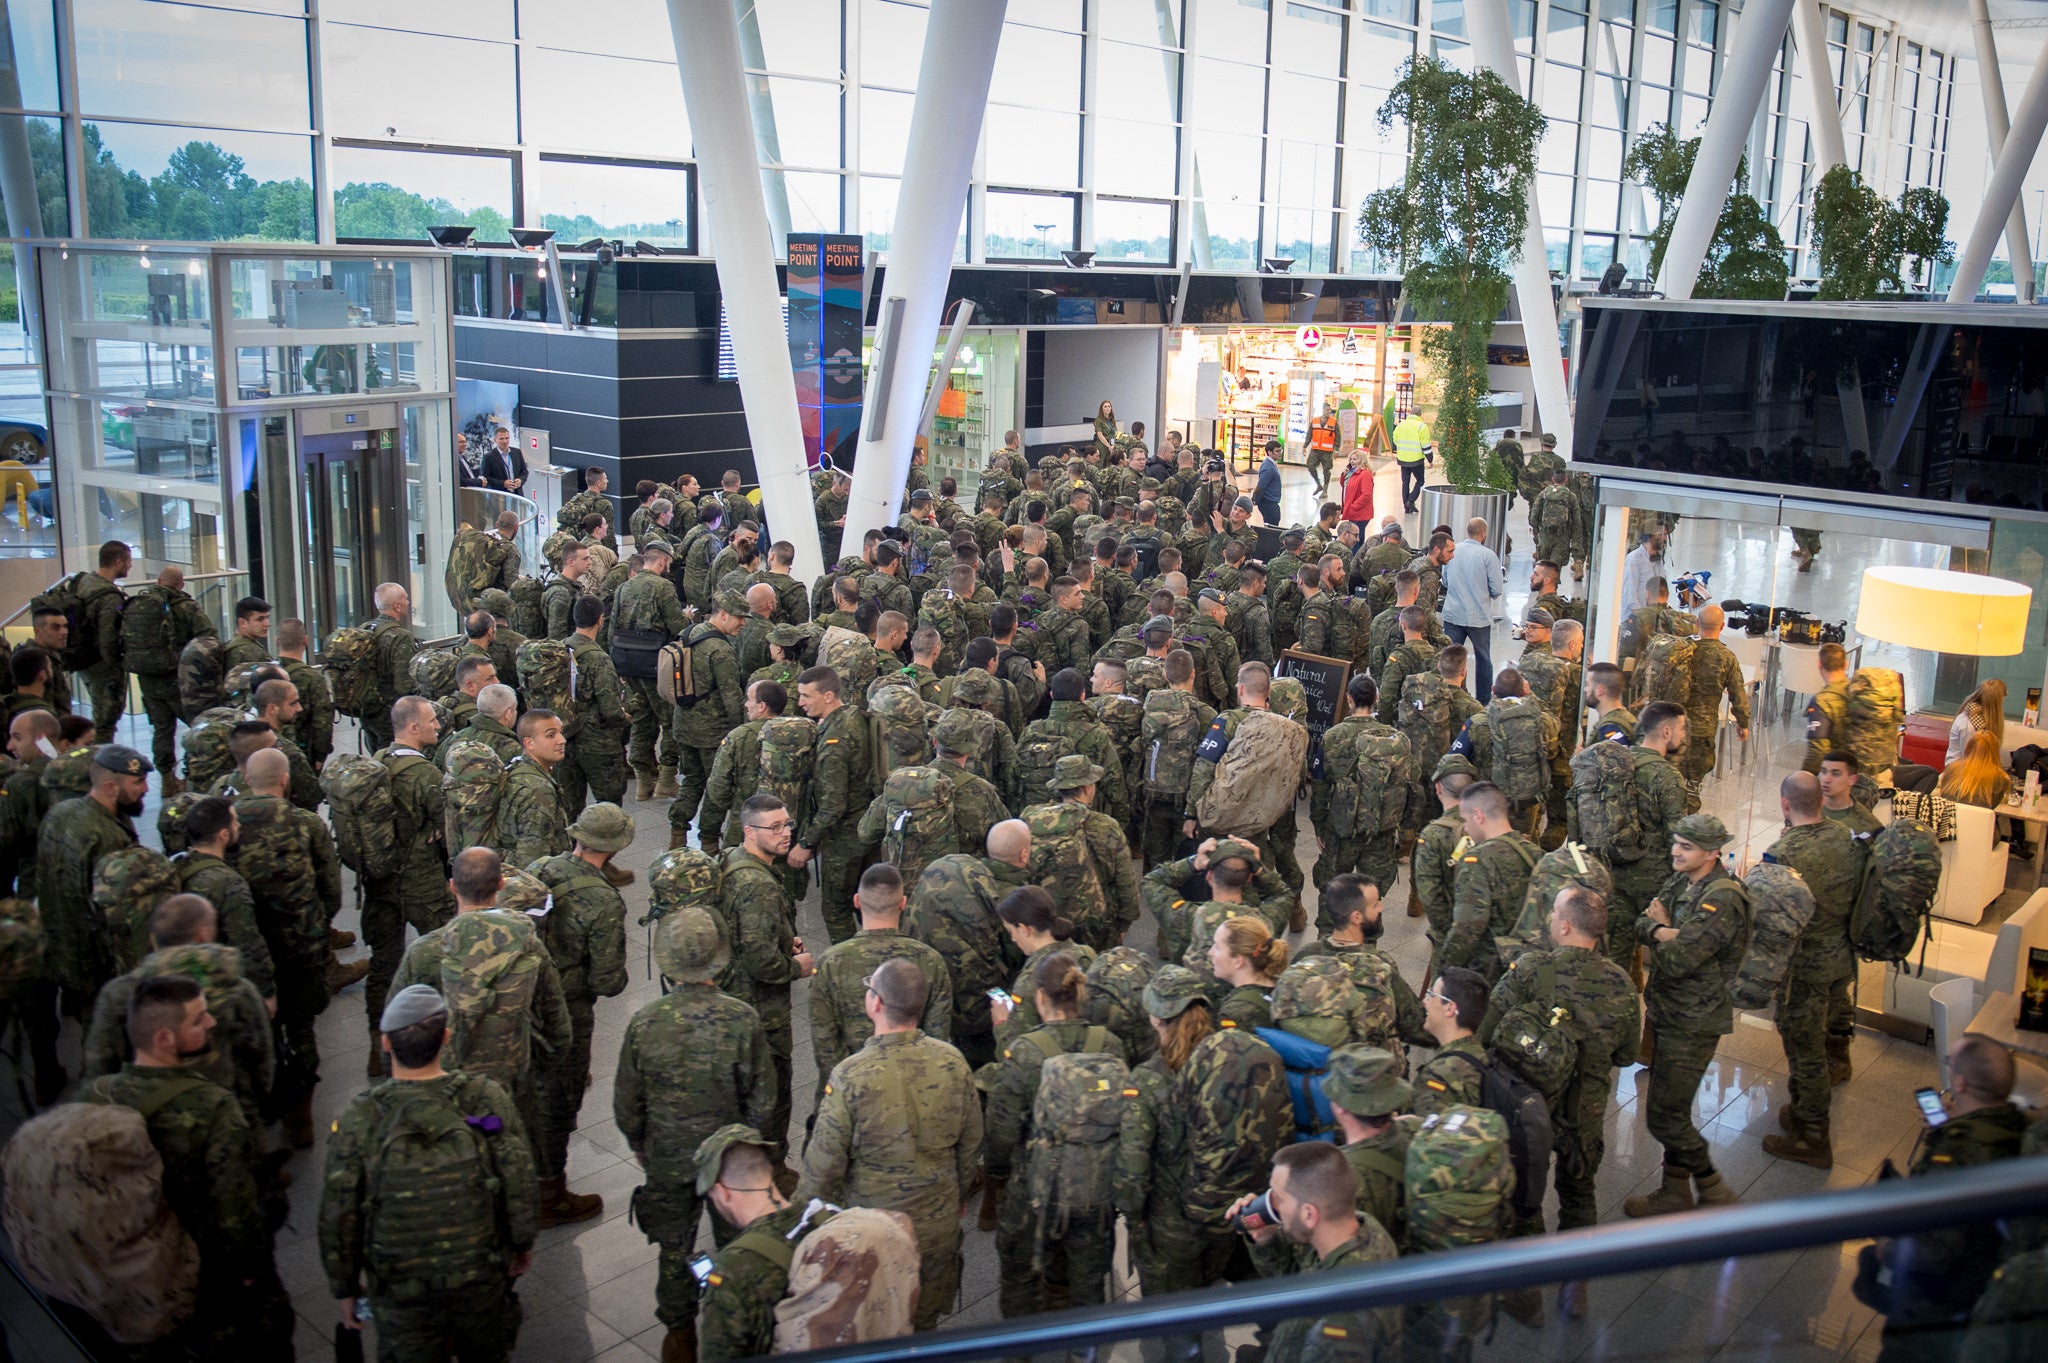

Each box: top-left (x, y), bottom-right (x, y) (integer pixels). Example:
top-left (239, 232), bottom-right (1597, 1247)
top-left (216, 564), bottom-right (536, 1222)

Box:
top-left (1359, 56), bottom-right (1544, 535)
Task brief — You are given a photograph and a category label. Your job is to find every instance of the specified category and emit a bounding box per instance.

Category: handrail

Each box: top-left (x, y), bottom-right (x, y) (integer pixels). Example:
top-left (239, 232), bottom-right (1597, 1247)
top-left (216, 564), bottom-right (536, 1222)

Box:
top-left (788, 1156), bottom-right (2048, 1362)
top-left (0, 567), bottom-right (251, 632)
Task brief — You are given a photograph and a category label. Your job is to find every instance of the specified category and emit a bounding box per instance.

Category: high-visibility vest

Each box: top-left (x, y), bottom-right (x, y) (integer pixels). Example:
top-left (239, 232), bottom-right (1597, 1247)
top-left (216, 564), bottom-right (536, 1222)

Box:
top-left (1309, 418), bottom-right (1337, 453)
top-left (1393, 416), bottom-right (1432, 464)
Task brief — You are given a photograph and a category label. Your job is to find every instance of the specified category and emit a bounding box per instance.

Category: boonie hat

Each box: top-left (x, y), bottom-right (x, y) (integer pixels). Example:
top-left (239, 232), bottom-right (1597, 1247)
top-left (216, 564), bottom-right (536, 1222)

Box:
top-left (695, 1124), bottom-right (771, 1195)
top-left (568, 801), bottom-right (635, 854)
top-left (1323, 1045), bottom-right (1413, 1117)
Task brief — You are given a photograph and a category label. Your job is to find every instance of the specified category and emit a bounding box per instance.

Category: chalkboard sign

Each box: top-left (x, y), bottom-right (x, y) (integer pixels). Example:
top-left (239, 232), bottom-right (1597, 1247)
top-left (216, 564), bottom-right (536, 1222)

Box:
top-left (1278, 649), bottom-right (1351, 739)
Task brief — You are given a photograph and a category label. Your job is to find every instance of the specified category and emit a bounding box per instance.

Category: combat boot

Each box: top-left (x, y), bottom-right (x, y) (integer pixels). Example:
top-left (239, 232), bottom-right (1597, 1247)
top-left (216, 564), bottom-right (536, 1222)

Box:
top-left (1637, 1027), bottom-right (1655, 1067)
top-left (661, 1322), bottom-right (697, 1363)
top-left (978, 1173), bottom-right (1008, 1232)
top-left (283, 1091), bottom-right (316, 1150)
top-left (327, 954), bottom-right (370, 992)
top-left (635, 768), bottom-right (657, 801)
top-left (1405, 895), bottom-right (1425, 918)
top-left (537, 1176), bottom-right (604, 1228)
top-left (1762, 1116), bottom-right (1834, 1170)
top-left (1287, 896), bottom-right (1308, 935)
top-left (668, 827), bottom-right (691, 850)
top-left (328, 927), bottom-right (357, 950)
top-left (1827, 1034), bottom-right (1854, 1085)
top-left (654, 765), bottom-right (681, 799)
top-left (1500, 1286), bottom-right (1546, 1327)
top-left (1692, 1169), bottom-right (1738, 1206)
top-left (1622, 1167), bottom-right (1694, 1218)
top-left (366, 1047), bottom-right (387, 1080)
top-left (1556, 1280), bottom-right (1588, 1319)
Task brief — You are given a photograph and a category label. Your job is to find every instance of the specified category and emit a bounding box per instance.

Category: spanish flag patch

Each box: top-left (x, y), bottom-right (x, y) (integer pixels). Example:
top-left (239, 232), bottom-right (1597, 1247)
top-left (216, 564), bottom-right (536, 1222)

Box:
top-left (1123, 1088), bottom-right (1140, 1097)
top-left (707, 1272), bottom-right (725, 1287)
top-left (1424, 1078), bottom-right (1448, 1092)
top-left (1321, 1325), bottom-right (1349, 1339)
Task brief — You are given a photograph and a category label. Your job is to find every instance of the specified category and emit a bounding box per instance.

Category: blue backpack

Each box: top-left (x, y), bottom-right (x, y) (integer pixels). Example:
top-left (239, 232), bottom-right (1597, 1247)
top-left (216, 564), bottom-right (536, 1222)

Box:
top-left (1256, 1027), bottom-right (1337, 1143)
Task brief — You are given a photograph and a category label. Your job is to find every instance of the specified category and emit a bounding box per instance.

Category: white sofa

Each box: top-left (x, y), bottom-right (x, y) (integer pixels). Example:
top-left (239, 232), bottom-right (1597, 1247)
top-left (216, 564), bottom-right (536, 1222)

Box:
top-left (1934, 802), bottom-right (2010, 926)
top-left (1885, 887), bottom-right (2048, 1030)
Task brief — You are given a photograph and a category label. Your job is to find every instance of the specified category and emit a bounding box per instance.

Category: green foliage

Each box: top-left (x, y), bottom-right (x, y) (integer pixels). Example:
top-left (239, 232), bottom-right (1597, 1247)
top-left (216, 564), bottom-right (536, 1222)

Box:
top-left (1619, 123), bottom-right (1787, 301)
top-left (1359, 57), bottom-right (1544, 494)
top-left (1811, 166), bottom-right (1953, 299)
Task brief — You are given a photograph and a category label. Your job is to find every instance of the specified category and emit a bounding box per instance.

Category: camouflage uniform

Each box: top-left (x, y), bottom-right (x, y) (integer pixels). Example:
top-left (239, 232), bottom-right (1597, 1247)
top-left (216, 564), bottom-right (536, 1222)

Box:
top-left (718, 844), bottom-right (805, 1154)
top-left (173, 848), bottom-right (275, 999)
top-left (1310, 713), bottom-right (1415, 895)
top-left (320, 1070), bottom-right (536, 1362)
top-left (1085, 689), bottom-right (1146, 809)
top-left (1637, 862), bottom-right (1750, 1178)
top-left (985, 1019), bottom-right (1126, 1316)
top-left (703, 716), bottom-right (769, 850)
top-left (560, 631), bottom-right (630, 812)
top-left (1018, 700), bottom-right (1130, 825)
top-left (1249, 1226), bottom-right (1400, 1361)
top-left (1963, 1247), bottom-right (2048, 1363)
top-left (0, 752), bottom-right (50, 898)
top-left (1034, 601), bottom-right (1093, 677)
top-left (1368, 604), bottom-right (1446, 679)
top-left (233, 789), bottom-right (339, 1093)
top-left (614, 955), bottom-right (774, 1327)
top-left (1143, 854), bottom-right (1294, 969)
top-left (81, 943), bottom-right (274, 1132)
top-left (802, 1029), bottom-right (984, 1330)
top-left (527, 850), bottom-right (629, 1180)
top-left (1602, 746), bottom-right (1689, 970)
top-left (612, 567), bottom-right (689, 779)
top-left (71, 572), bottom-right (129, 732)
top-left (1373, 637), bottom-right (1440, 725)
top-left (128, 582), bottom-right (214, 774)
top-left (1681, 636), bottom-right (1751, 783)
top-left (1412, 807), bottom-right (1470, 976)
top-left (807, 927), bottom-right (953, 1096)
top-left (35, 794), bottom-right (137, 998)
top-left (669, 622), bottom-right (747, 845)
top-left (498, 755), bottom-right (571, 869)
top-left (1762, 821), bottom-right (1863, 1130)
top-left (906, 853), bottom-right (1028, 1071)
top-left (1294, 936), bottom-right (1429, 1049)
top-left (800, 701), bottom-right (877, 945)
top-left (944, 762), bottom-right (1012, 854)
top-left (1531, 482), bottom-right (1580, 568)
top-left (543, 573), bottom-right (591, 640)
top-left (359, 615), bottom-right (420, 751)
top-left (363, 744), bottom-right (456, 1044)
top-left (1442, 830), bottom-right (1542, 979)
top-left (1802, 677), bottom-right (1852, 773)
top-left (750, 568), bottom-right (809, 624)
top-left (1022, 789), bottom-right (1142, 951)
top-left (700, 1200), bottom-right (811, 1361)
top-left (1184, 706), bottom-right (1306, 891)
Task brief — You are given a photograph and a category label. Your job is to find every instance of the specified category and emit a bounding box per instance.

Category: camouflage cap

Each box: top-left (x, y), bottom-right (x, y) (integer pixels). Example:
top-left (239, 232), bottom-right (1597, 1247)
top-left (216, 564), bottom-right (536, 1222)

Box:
top-left (477, 588), bottom-right (514, 615)
top-left (640, 539), bottom-right (674, 562)
top-left (379, 983), bottom-right (447, 1032)
top-left (1540, 432), bottom-right (1558, 448)
top-left (1139, 477), bottom-right (1162, 492)
top-left (768, 623), bottom-right (808, 647)
top-left (909, 488), bottom-right (932, 503)
top-left (1672, 813), bottom-right (1732, 849)
top-left (695, 1123), bottom-right (772, 1195)
top-left (568, 801), bottom-right (636, 854)
top-left (1112, 496), bottom-right (1136, 511)
top-left (92, 744), bottom-right (153, 776)
top-left (1523, 607), bottom-right (1554, 628)
top-left (714, 589), bottom-right (748, 615)
top-left (952, 670), bottom-right (1002, 706)
top-left (496, 867), bottom-right (553, 915)
top-left (1322, 1044), bottom-right (1413, 1117)
top-left (1208, 837), bottom-right (1260, 867)
top-left (1143, 965), bottom-right (1212, 1019)
top-left (931, 709), bottom-right (980, 756)
top-left (657, 905), bottom-right (730, 985)
top-left (1048, 754), bottom-right (1105, 791)
top-left (1434, 753), bottom-right (1481, 782)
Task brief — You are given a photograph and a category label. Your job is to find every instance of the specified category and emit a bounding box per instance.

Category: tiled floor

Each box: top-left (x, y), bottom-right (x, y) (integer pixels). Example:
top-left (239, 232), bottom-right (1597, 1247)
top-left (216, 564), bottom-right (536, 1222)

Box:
top-left (0, 460), bottom-right (1977, 1360)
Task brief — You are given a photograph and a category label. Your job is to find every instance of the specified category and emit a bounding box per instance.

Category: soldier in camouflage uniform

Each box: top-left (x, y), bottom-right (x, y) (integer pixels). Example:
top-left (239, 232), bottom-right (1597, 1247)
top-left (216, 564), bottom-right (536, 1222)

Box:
top-left (466, 592), bottom-right (528, 706)
top-left (357, 582), bottom-right (421, 752)
top-left (1296, 874), bottom-right (1430, 1051)
top-left (172, 795), bottom-right (275, 1003)
top-left (806, 862), bottom-right (952, 1097)
top-left (322, 984), bottom-right (537, 1363)
top-left (126, 566), bottom-right (215, 782)
top-left (1367, 570), bottom-right (1446, 679)
top-left (1019, 668), bottom-right (1131, 824)
top-left (669, 591), bottom-right (748, 849)
top-left (1239, 1141), bottom-right (1401, 1360)
top-left (1373, 605), bottom-right (1443, 727)
top-left (930, 709), bottom-right (1013, 850)
top-left (794, 664), bottom-right (879, 945)
top-left (908, 825), bottom-right (1032, 1073)
top-left (90, 973), bottom-right (292, 1356)
top-left (495, 708), bottom-right (571, 869)
top-left (449, 681), bottom-right (522, 766)
top-left (0, 710), bottom-right (56, 900)
top-left (1441, 781), bottom-right (1543, 980)
top-left (1183, 660), bottom-right (1305, 895)
top-left (273, 619), bottom-right (334, 767)
top-left (555, 594), bottom-right (630, 813)
top-left (697, 1125), bottom-right (839, 1362)
top-left (1142, 836), bottom-right (1292, 971)
top-left (1312, 673), bottom-right (1415, 896)
top-left (1515, 609), bottom-right (1583, 847)
top-left (802, 955), bottom-right (983, 1331)
top-left (362, 697), bottom-right (457, 1064)
top-left (615, 910), bottom-right (774, 1355)
top-left (1679, 605), bottom-right (1751, 785)
top-left (1318, 1045), bottom-right (1422, 1245)
top-left (66, 541), bottom-right (132, 733)
top-left (1086, 657), bottom-right (1146, 808)
top-left (1624, 814), bottom-right (1751, 1218)
top-left (721, 794), bottom-right (817, 1161)
top-left (1022, 755), bottom-right (1142, 950)
top-left (1759, 773), bottom-right (1865, 1169)
top-left (1601, 700), bottom-right (1692, 974)
top-left (614, 539), bottom-right (689, 800)
top-left (251, 677), bottom-right (324, 810)
top-left (702, 678), bottom-right (783, 854)
top-left (1412, 755), bottom-right (1479, 964)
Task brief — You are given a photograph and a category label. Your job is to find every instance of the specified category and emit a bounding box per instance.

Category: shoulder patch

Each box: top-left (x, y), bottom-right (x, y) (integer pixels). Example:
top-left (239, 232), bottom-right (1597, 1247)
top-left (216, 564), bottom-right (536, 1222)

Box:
top-left (1424, 1078), bottom-right (1448, 1092)
top-left (1220, 1019), bottom-right (1237, 1028)
top-left (1321, 1326), bottom-right (1350, 1339)
top-left (707, 1271), bottom-right (725, 1287)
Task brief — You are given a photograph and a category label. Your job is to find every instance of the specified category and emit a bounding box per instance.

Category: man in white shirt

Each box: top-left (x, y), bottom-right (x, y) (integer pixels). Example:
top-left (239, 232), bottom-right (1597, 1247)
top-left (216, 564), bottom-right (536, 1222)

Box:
top-left (1619, 525), bottom-right (1666, 614)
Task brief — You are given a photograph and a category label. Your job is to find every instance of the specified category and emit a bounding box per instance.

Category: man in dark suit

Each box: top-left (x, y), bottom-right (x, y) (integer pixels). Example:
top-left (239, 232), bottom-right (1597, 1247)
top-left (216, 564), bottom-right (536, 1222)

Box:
top-left (457, 433), bottom-right (485, 488)
top-left (482, 425), bottom-right (527, 494)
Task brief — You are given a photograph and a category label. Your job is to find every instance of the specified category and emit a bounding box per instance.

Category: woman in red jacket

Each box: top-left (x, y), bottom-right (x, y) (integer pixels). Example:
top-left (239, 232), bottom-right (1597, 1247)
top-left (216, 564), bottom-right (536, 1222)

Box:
top-left (1339, 448), bottom-right (1375, 534)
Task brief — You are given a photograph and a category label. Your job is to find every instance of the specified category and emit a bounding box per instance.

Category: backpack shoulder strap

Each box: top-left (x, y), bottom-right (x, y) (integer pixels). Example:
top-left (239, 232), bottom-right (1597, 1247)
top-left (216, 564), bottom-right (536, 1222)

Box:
top-left (1503, 836), bottom-right (1541, 874)
top-left (1018, 1029), bottom-right (1063, 1062)
top-left (1083, 1025), bottom-right (1112, 1055)
top-left (1349, 1145), bottom-right (1408, 1185)
top-left (730, 1224), bottom-right (796, 1275)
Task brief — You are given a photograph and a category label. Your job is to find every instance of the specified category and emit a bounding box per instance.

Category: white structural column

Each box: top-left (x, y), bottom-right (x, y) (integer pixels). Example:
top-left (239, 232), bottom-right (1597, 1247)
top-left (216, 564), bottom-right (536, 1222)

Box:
top-left (1950, 33), bottom-right (2048, 302)
top-left (1467, 0), bottom-right (1573, 458)
top-left (1971, 0), bottom-right (2036, 302)
top-left (1655, 0), bottom-right (1797, 299)
top-left (735, 0), bottom-right (795, 246)
top-left (843, 0), bottom-right (1009, 550)
top-left (667, 0), bottom-right (824, 584)
top-left (1792, 0), bottom-right (1848, 171)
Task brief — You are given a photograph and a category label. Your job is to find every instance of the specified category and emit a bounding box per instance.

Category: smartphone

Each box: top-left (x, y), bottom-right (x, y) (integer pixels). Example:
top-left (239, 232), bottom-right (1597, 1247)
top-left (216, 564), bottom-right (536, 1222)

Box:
top-left (986, 988), bottom-right (1014, 1008)
top-left (690, 1254), bottom-right (715, 1287)
top-left (1913, 1087), bottom-right (1948, 1127)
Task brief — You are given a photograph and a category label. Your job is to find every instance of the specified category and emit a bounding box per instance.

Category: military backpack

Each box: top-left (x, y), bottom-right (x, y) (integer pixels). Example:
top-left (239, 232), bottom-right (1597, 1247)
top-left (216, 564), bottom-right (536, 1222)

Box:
top-left (1851, 816), bottom-right (1940, 966)
top-left (1486, 694), bottom-right (1554, 803)
top-left (1404, 1105), bottom-right (1514, 1252)
top-left (1488, 954), bottom-right (1581, 1102)
top-left (121, 587), bottom-right (193, 676)
top-left (515, 637), bottom-right (578, 729)
top-left (439, 912), bottom-right (545, 1086)
top-left (1568, 737), bottom-right (1651, 864)
top-left (356, 1077), bottom-right (514, 1299)
top-left (321, 753), bottom-right (403, 880)
top-left (876, 765), bottom-right (956, 886)
top-left (31, 573), bottom-right (122, 672)
top-left (1842, 666), bottom-right (1904, 774)
top-left (176, 634), bottom-right (226, 718)
top-left (1192, 710), bottom-right (1308, 838)
top-left (322, 623), bottom-right (384, 719)
top-left (177, 707), bottom-right (241, 793)
top-left (507, 575), bottom-right (547, 638)
top-left (756, 716), bottom-right (816, 817)
top-left (1730, 861), bottom-right (1819, 1010)
top-left (1015, 725), bottom-right (1083, 808)
top-left (445, 525), bottom-right (501, 612)
top-left (1431, 1049), bottom-right (1554, 1223)
top-left (1502, 842), bottom-right (1613, 962)
top-left (91, 847), bottom-right (181, 980)
top-left (768, 1206), bottom-right (919, 1355)
top-left (1397, 671), bottom-right (1460, 775)
top-left (1084, 946), bottom-right (1160, 1064)
top-left (1174, 1028), bottom-right (1292, 1227)
top-left (1024, 801), bottom-right (1108, 933)
top-left (1140, 690), bottom-right (1207, 800)
top-left (406, 645), bottom-right (458, 702)
top-left (0, 898), bottom-right (44, 999)
top-left (868, 684), bottom-right (933, 783)
top-left (1021, 1028), bottom-right (1128, 1259)
top-left (441, 740), bottom-right (509, 852)
top-left (156, 789), bottom-right (202, 857)
top-left (647, 848), bottom-right (722, 945)
top-left (1323, 723), bottom-right (1413, 840)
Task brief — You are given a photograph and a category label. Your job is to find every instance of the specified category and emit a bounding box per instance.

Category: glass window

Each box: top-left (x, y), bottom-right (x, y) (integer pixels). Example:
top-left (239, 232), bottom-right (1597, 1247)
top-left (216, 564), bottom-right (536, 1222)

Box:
top-left (1512, 0), bottom-right (1538, 47)
top-left (524, 49), bottom-right (692, 159)
top-left (1538, 171), bottom-right (1573, 226)
top-left (1098, 0), bottom-right (1183, 47)
top-left (519, 0), bottom-right (674, 62)
top-left (1545, 227), bottom-right (1568, 271)
top-left (330, 146), bottom-right (509, 240)
top-left (985, 106), bottom-right (1079, 187)
top-left (1585, 177), bottom-right (1620, 229)
top-left (1265, 139), bottom-right (1335, 208)
top-left (1094, 197), bottom-right (1173, 264)
top-left (984, 189), bottom-right (1075, 260)
top-left (1357, 21), bottom-right (1413, 79)
top-left (1683, 49), bottom-right (1714, 96)
top-left (1269, 73), bottom-right (1340, 144)
top-left (323, 0), bottom-right (512, 39)
top-left (742, 0), bottom-right (842, 78)
top-left (1543, 63), bottom-right (1583, 120)
top-left (1190, 126), bottom-right (1261, 206)
top-left (1578, 233), bottom-right (1616, 277)
top-left (1539, 120), bottom-right (1578, 176)
top-left (1586, 126), bottom-right (1623, 177)
top-left (1096, 43), bottom-right (1180, 123)
top-left (0, 0), bottom-right (60, 111)
top-left (1431, 0), bottom-right (1466, 39)
top-left (1595, 19), bottom-right (1632, 75)
top-left (83, 122), bottom-right (312, 241)
top-left (1640, 31), bottom-right (1673, 84)
top-left (859, 0), bottom-right (925, 88)
top-left (1590, 72), bottom-right (1626, 127)
top-left (1194, 0), bottom-right (1269, 61)
top-left (759, 77), bottom-right (841, 168)
top-left (1026, 0), bottom-right (1084, 30)
top-left (1360, 0), bottom-right (1417, 20)
top-left (1691, 1), bottom-right (1720, 46)
top-left (775, 170), bottom-right (843, 232)
top-left (860, 176), bottom-right (964, 261)
top-left (1198, 199), bottom-right (1258, 269)
top-left (0, 116), bottom-right (66, 236)
top-left (533, 159), bottom-right (691, 248)
top-left (1431, 37), bottom-right (1470, 71)
top-left (860, 88), bottom-right (913, 176)
top-left (1272, 3), bottom-right (1344, 79)
top-left (1646, 0), bottom-right (1677, 35)
top-left (325, 27), bottom-right (515, 145)
top-left (994, 23), bottom-right (1082, 109)
top-left (1094, 118), bottom-right (1179, 198)
top-left (1267, 207), bottom-right (1334, 272)
top-left (1633, 84), bottom-right (1670, 133)
top-left (1544, 6), bottom-right (1585, 64)
top-left (74, 0), bottom-right (310, 130)
top-left (1190, 58), bottom-right (1264, 130)
top-left (1681, 92), bottom-right (1707, 132)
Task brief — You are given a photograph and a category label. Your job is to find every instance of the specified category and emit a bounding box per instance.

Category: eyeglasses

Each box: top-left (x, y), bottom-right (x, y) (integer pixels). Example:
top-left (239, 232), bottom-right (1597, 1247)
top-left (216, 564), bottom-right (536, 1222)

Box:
top-left (1424, 990), bottom-right (1450, 1004)
top-left (746, 819), bottom-right (794, 833)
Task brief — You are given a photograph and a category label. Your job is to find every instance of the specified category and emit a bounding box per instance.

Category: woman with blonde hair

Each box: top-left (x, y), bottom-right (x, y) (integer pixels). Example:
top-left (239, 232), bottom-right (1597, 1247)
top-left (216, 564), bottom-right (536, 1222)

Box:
top-left (1947, 678), bottom-right (2008, 763)
top-left (1939, 729), bottom-right (2013, 809)
top-left (1209, 914), bottom-right (1288, 1031)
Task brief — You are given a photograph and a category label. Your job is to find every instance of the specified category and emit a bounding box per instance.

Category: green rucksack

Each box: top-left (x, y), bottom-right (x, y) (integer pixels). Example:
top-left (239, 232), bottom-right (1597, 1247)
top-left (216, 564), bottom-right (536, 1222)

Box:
top-left (1015, 726), bottom-right (1082, 808)
top-left (31, 573), bottom-right (118, 671)
top-left (321, 753), bottom-right (402, 880)
top-left (515, 638), bottom-right (578, 730)
top-left (1568, 737), bottom-right (1650, 864)
top-left (439, 911), bottom-right (545, 1090)
top-left (120, 587), bottom-right (185, 676)
top-left (323, 624), bottom-right (384, 720)
top-left (1502, 842), bottom-right (1613, 962)
top-left (176, 635), bottom-right (226, 719)
top-left (180, 708), bottom-right (244, 793)
top-left (1022, 1028), bottom-right (1127, 1266)
top-left (445, 526), bottom-right (501, 612)
top-left (647, 848), bottom-right (722, 934)
top-left (1397, 671), bottom-right (1458, 774)
top-left (919, 591), bottom-right (969, 674)
top-left (1487, 955), bottom-right (1580, 1101)
top-left (868, 684), bottom-right (933, 784)
top-left (507, 576), bottom-right (546, 639)
top-left (1024, 801), bottom-right (1108, 931)
top-left (357, 1078), bottom-right (513, 1299)
top-left (1851, 817), bottom-right (1941, 965)
top-left (876, 765), bottom-right (956, 887)
top-left (1732, 861), bottom-right (1819, 1010)
top-left (1325, 724), bottom-right (1413, 840)
top-left (42, 747), bottom-right (96, 804)
top-left (1140, 690), bottom-right (1207, 799)
top-left (1269, 956), bottom-right (1372, 1047)
top-left (1533, 485), bottom-right (1575, 535)
top-left (1638, 629), bottom-right (1697, 704)
top-left (409, 646), bottom-right (460, 702)
top-left (541, 528), bottom-right (578, 573)
top-left (0, 898), bottom-right (45, 1000)
top-left (756, 716), bottom-right (816, 817)
top-left (1486, 694), bottom-right (1554, 803)
top-left (1842, 666), bottom-right (1905, 774)
top-left (156, 789), bottom-right (202, 857)
top-left (441, 740), bottom-right (508, 853)
top-left (1405, 1104), bottom-right (1514, 1252)
top-left (92, 847), bottom-right (180, 976)
top-left (1084, 946), bottom-right (1160, 1064)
